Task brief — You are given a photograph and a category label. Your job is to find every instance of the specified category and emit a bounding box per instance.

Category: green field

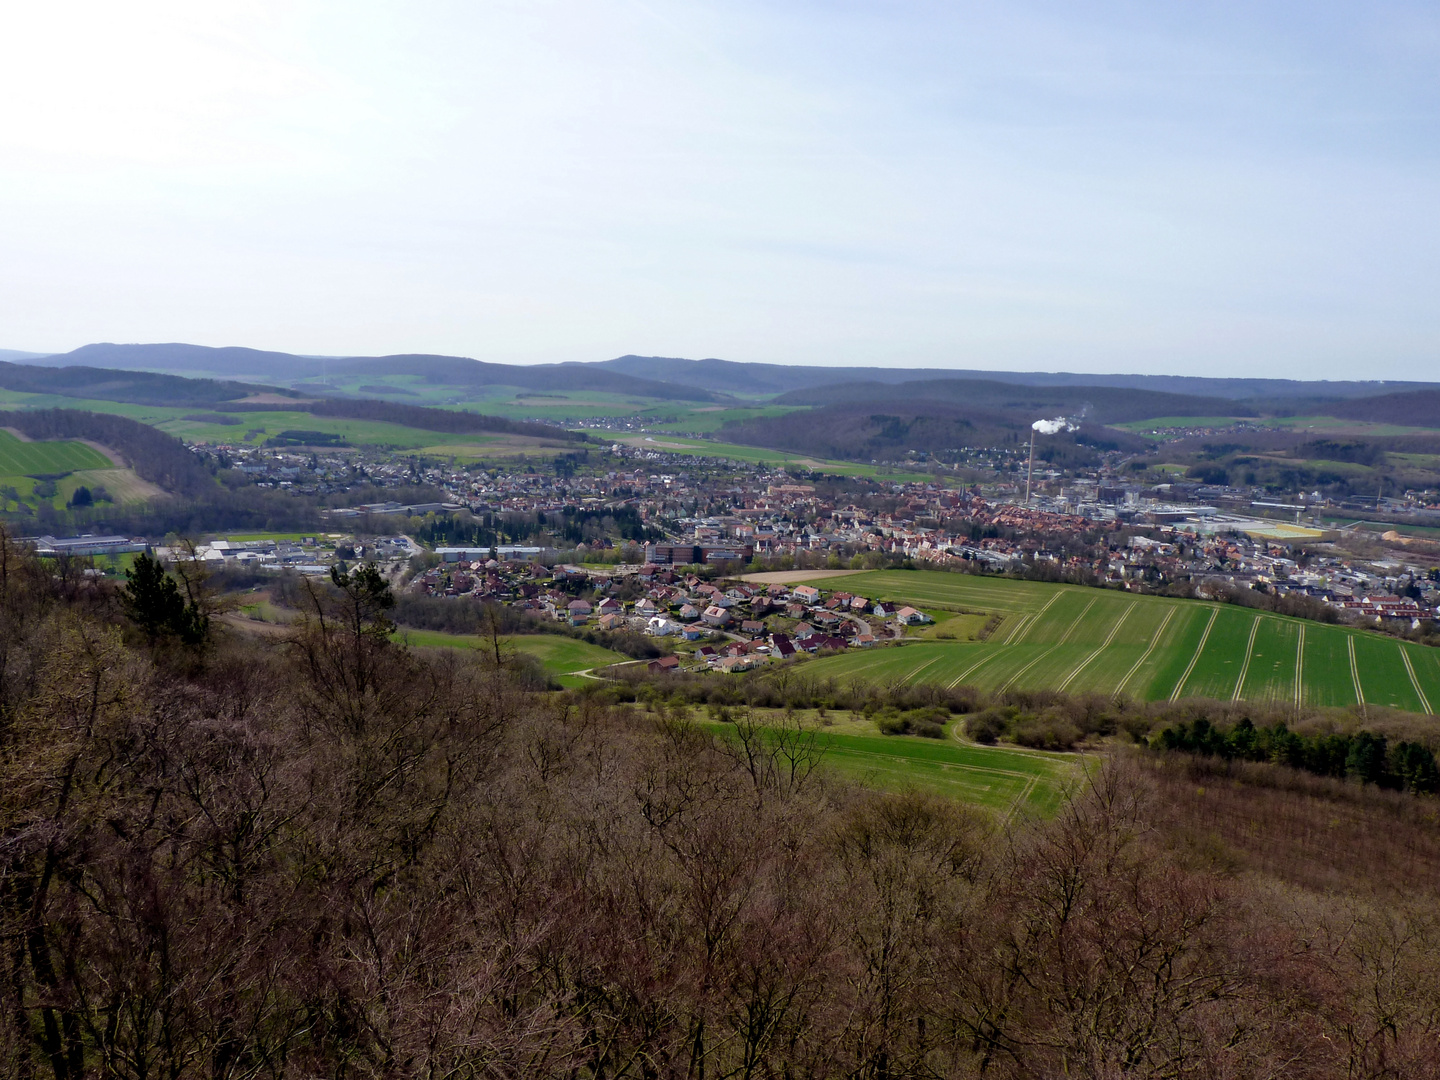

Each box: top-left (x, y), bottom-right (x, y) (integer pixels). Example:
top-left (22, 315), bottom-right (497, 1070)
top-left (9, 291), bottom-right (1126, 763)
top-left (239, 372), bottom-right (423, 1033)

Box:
top-left (396, 629), bottom-right (629, 687)
top-left (0, 429), bottom-right (112, 475)
top-left (700, 720), bottom-right (1078, 815)
top-left (783, 570), bottom-right (1440, 714)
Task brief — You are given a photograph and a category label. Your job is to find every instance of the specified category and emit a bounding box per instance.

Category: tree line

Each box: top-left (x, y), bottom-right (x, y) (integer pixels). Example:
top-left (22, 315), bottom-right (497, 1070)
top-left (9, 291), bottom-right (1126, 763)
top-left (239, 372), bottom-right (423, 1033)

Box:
top-left (1156, 716), bottom-right (1440, 794)
top-left (215, 397), bottom-right (589, 442)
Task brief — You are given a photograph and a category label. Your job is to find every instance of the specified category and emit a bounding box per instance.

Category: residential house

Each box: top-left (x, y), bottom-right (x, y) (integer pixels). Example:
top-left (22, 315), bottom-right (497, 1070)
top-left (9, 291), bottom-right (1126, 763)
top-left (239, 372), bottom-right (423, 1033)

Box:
top-left (769, 633), bottom-right (796, 659)
top-left (717, 654), bottom-right (758, 673)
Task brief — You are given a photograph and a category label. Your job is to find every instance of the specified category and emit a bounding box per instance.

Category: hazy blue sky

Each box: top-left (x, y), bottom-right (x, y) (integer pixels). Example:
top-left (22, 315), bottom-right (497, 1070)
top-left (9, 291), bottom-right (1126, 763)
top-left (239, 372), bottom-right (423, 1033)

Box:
top-left (2, 2), bottom-right (1438, 377)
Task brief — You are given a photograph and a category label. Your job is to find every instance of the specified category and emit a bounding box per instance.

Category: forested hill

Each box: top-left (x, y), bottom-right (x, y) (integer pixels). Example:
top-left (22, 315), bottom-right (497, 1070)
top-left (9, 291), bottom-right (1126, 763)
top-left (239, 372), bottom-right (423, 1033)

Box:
top-left (770, 377), bottom-right (1252, 424)
top-left (300, 399), bottom-right (588, 442)
top-left (596, 354), bottom-right (1439, 401)
top-left (1327, 389), bottom-right (1440, 428)
top-left (24, 343), bottom-right (1440, 410)
top-left (3, 537), bottom-right (1440, 1075)
top-left (0, 409), bottom-right (214, 496)
top-left (719, 400), bottom-right (1148, 464)
top-left (0, 361), bottom-right (276, 407)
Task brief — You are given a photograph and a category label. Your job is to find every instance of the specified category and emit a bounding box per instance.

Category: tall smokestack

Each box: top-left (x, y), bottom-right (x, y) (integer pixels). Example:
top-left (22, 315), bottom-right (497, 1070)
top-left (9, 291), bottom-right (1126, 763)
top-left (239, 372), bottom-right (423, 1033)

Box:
top-left (1025, 431), bottom-right (1036, 504)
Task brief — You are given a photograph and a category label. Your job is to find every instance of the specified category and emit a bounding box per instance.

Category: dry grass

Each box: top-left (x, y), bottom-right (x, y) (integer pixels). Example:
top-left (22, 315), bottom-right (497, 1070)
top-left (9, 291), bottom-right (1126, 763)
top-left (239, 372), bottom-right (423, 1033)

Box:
top-left (69, 467), bottom-right (165, 502)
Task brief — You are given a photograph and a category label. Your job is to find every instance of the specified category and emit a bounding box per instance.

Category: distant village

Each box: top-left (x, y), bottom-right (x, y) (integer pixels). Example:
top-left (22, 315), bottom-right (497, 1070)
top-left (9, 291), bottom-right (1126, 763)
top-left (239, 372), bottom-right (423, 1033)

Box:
top-left (26, 434), bottom-right (1440, 655)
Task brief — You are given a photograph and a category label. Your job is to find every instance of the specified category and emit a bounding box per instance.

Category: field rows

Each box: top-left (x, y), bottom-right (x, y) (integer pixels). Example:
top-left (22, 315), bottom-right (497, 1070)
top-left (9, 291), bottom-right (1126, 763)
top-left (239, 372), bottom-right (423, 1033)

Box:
top-left (0, 430), bottom-right (112, 475)
top-left (796, 571), bottom-right (1440, 714)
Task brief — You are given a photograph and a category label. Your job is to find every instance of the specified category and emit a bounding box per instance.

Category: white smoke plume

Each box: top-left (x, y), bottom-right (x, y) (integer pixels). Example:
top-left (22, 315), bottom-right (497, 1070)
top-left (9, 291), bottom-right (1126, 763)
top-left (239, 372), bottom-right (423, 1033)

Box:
top-left (1031, 416), bottom-right (1078, 435)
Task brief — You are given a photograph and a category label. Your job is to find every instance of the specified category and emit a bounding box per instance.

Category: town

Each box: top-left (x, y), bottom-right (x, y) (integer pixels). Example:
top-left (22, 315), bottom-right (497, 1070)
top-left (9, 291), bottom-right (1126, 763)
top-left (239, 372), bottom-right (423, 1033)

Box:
top-left (29, 432), bottom-right (1440, 676)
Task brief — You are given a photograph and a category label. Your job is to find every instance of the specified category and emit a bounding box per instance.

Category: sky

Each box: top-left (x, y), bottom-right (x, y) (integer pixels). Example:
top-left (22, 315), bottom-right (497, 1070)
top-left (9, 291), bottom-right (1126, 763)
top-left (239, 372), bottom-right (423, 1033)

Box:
top-left (1, 1), bottom-right (1438, 379)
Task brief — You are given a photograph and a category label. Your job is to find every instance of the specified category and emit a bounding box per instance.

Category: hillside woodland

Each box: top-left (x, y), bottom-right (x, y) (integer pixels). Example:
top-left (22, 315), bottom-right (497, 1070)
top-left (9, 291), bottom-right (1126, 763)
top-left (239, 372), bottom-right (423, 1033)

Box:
top-left (301, 398), bottom-right (590, 441)
top-left (769, 377), bottom-right (1250, 424)
top-left (0, 362), bottom-right (271, 407)
top-left (720, 400), bottom-right (1144, 464)
top-left (2, 535), bottom-right (1440, 1078)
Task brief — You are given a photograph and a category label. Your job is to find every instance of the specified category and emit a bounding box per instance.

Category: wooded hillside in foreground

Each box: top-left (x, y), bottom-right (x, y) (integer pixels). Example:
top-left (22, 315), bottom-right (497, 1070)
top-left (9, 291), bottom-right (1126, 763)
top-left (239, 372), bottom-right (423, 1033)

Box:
top-left (2, 535), bottom-right (1440, 1078)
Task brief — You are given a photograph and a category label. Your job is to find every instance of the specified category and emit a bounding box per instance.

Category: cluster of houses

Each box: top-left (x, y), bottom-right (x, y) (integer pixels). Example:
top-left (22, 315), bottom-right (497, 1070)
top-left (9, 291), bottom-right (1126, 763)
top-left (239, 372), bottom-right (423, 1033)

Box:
top-left (409, 555), bottom-right (938, 672)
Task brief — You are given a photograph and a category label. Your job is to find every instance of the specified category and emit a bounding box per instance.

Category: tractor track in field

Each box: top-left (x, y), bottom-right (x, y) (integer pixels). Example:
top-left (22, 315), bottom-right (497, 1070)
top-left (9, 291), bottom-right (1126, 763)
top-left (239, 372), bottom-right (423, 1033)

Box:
top-left (1400, 648), bottom-right (1432, 715)
top-left (1295, 624), bottom-right (1305, 708)
top-left (1232, 617), bottom-right (1262, 701)
top-left (1058, 606), bottom-right (1133, 694)
top-left (1002, 590), bottom-right (1066, 645)
top-left (1348, 636), bottom-right (1365, 715)
top-left (1117, 607), bottom-right (1176, 698)
top-left (1170, 609), bottom-right (1218, 702)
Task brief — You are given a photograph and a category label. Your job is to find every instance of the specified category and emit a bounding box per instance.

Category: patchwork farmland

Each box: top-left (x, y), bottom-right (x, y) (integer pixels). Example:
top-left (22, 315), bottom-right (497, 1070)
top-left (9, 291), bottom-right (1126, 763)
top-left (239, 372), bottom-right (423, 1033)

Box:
top-left (790, 570), bottom-right (1440, 714)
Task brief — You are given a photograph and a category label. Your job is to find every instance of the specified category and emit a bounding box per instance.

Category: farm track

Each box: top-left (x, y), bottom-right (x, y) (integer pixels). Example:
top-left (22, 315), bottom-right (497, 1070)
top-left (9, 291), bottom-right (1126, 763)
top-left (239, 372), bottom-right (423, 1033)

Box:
top-left (1058, 606), bottom-right (1133, 693)
top-left (1401, 650), bottom-right (1432, 715)
top-left (1295, 625), bottom-right (1305, 707)
top-left (1170, 610), bottom-right (1218, 702)
top-left (1232, 617), bottom-right (1262, 701)
top-left (1116, 607), bottom-right (1176, 697)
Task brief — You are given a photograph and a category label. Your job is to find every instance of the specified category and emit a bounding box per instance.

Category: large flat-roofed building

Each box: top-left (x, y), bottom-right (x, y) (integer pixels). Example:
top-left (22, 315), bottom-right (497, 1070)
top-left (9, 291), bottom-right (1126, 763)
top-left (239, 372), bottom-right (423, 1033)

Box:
top-left (648, 543), bottom-right (754, 565)
top-left (27, 534), bottom-right (148, 557)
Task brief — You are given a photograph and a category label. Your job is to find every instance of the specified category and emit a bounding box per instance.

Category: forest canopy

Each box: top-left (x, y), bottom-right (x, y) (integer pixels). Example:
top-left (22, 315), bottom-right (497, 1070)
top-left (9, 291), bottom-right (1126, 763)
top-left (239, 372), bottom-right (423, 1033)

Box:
top-left (1, 531), bottom-right (1439, 1078)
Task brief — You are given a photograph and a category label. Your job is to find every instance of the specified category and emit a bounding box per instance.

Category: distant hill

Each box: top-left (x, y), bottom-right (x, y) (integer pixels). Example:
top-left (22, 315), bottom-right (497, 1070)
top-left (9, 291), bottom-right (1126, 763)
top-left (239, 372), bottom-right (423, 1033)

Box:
top-left (0, 349), bottom-right (52, 362)
top-left (38, 344), bottom-right (731, 404)
top-left (597, 355), bottom-right (1435, 402)
top-left (0, 361), bottom-right (279, 407)
top-left (33, 344), bottom-right (1438, 406)
top-left (48, 343), bottom-right (324, 381)
top-left (719, 400), bottom-right (1149, 465)
top-left (771, 378), bottom-right (1252, 424)
top-left (1326, 389), bottom-right (1440, 428)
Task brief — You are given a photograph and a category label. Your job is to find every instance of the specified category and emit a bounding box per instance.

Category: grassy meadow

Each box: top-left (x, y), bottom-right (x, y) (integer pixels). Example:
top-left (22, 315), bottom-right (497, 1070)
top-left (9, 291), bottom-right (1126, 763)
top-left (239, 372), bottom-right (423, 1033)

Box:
top-left (785, 569), bottom-right (1440, 714)
top-left (698, 718), bottom-right (1079, 816)
top-left (395, 628), bottom-right (629, 687)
